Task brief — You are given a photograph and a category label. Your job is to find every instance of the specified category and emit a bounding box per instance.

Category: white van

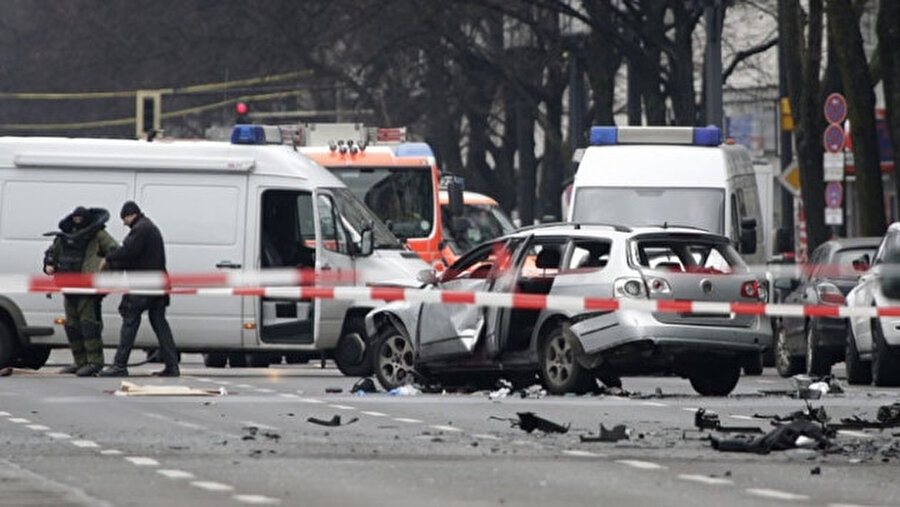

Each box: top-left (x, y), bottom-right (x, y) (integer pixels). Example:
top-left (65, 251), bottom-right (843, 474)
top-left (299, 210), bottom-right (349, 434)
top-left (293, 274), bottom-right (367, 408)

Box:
top-left (0, 125), bottom-right (428, 374)
top-left (567, 126), bottom-right (768, 265)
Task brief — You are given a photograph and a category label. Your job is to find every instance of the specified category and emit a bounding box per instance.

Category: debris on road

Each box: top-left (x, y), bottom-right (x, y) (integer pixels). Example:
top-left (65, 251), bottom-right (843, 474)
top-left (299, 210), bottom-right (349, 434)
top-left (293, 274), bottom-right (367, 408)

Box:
top-left (307, 414), bottom-right (359, 427)
top-left (693, 408), bottom-right (764, 433)
top-left (113, 381), bottom-right (226, 396)
top-left (490, 412), bottom-right (570, 434)
top-left (325, 387), bottom-right (343, 394)
top-left (580, 424), bottom-right (629, 442)
top-left (388, 385), bottom-right (421, 396)
top-left (711, 418), bottom-right (832, 453)
top-left (351, 377), bottom-right (378, 394)
top-left (242, 426), bottom-right (281, 441)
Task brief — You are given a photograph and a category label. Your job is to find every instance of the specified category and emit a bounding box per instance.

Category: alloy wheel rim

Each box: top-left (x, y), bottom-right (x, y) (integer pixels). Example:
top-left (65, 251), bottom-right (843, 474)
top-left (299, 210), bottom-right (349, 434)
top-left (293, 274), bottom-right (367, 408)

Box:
top-left (776, 329), bottom-right (791, 370)
top-left (379, 334), bottom-right (414, 386)
top-left (545, 335), bottom-right (574, 385)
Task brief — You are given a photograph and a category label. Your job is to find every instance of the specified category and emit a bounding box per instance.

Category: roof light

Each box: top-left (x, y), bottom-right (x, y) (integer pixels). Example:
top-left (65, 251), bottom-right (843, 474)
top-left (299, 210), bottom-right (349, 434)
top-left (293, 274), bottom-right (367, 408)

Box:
top-left (395, 142), bottom-right (434, 158)
top-left (588, 126), bottom-right (722, 147)
top-left (231, 125), bottom-right (265, 145)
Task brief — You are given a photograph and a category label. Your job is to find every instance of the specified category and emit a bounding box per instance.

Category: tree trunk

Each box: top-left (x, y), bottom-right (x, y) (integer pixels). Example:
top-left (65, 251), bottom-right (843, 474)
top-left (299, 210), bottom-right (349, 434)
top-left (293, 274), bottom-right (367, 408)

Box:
top-left (669, 0), bottom-right (698, 126)
top-left (582, 0), bottom-right (620, 126)
top-left (879, 0), bottom-right (900, 209)
top-left (639, 1), bottom-right (667, 125)
top-left (828, 0), bottom-right (885, 236)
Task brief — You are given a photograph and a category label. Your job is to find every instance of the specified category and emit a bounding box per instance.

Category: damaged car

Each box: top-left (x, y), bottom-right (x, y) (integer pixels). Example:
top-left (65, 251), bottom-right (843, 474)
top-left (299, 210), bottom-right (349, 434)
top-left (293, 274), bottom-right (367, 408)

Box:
top-left (365, 224), bottom-right (771, 396)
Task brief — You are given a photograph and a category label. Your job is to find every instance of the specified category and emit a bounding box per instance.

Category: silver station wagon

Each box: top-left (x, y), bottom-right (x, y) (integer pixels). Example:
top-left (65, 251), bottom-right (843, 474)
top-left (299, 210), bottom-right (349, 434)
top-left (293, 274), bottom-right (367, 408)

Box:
top-left (366, 224), bottom-right (771, 396)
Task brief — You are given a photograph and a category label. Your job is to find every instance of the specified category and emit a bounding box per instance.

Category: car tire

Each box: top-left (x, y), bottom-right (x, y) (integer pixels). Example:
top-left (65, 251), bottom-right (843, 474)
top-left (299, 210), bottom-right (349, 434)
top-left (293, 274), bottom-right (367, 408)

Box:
top-left (805, 327), bottom-right (831, 376)
top-left (372, 323), bottom-right (416, 391)
top-left (227, 352), bottom-right (248, 368)
top-left (871, 318), bottom-right (900, 387)
top-left (16, 346), bottom-right (50, 370)
top-left (774, 324), bottom-right (803, 377)
top-left (742, 352), bottom-right (764, 376)
top-left (538, 324), bottom-right (594, 395)
top-left (845, 326), bottom-right (872, 385)
top-left (203, 352), bottom-right (228, 368)
top-left (689, 360), bottom-right (741, 396)
top-left (334, 324), bottom-right (374, 377)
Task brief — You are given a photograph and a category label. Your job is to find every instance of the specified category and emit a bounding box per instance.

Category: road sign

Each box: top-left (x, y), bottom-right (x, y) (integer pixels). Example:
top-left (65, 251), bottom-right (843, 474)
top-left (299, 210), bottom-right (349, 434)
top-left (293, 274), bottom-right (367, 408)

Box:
top-left (778, 162), bottom-right (800, 196)
top-left (823, 152), bottom-right (845, 181)
top-left (824, 93), bottom-right (847, 124)
top-left (824, 124), bottom-right (845, 153)
top-left (825, 181), bottom-right (843, 208)
top-left (825, 207), bottom-right (843, 226)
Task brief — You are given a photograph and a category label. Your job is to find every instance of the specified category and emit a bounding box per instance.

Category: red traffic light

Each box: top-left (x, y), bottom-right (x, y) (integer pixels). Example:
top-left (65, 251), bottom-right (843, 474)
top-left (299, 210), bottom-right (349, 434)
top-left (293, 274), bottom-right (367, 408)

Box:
top-left (235, 102), bottom-right (249, 115)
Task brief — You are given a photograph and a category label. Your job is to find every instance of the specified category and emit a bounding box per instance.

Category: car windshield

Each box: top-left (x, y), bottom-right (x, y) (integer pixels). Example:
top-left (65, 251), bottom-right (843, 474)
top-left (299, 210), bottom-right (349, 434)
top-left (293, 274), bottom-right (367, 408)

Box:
top-left (572, 187), bottom-right (725, 234)
top-left (332, 167), bottom-right (434, 241)
top-left (831, 247), bottom-right (877, 279)
top-left (631, 235), bottom-right (745, 273)
top-left (326, 187), bottom-right (403, 249)
top-left (442, 203), bottom-right (515, 254)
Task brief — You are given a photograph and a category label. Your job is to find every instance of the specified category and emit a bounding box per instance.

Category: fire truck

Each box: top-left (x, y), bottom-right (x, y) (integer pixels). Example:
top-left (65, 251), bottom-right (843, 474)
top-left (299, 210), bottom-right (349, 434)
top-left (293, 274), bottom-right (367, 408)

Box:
top-left (288, 123), bottom-right (463, 269)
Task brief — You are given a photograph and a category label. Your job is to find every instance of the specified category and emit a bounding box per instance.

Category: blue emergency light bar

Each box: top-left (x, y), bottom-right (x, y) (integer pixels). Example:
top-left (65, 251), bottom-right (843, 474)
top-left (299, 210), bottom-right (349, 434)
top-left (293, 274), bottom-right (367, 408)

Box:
top-left (589, 126), bottom-right (721, 147)
top-left (231, 125), bottom-right (283, 145)
top-left (395, 142), bottom-right (434, 158)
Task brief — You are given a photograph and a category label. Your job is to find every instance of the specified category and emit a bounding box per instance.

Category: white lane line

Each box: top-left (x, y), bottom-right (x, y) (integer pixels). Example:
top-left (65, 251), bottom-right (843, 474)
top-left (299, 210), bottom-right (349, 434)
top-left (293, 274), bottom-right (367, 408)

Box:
top-left (235, 384), bottom-right (254, 389)
top-left (194, 378), bottom-right (213, 382)
top-left (191, 481), bottom-right (235, 492)
top-left (328, 404), bottom-right (356, 410)
top-left (125, 457), bottom-right (160, 466)
top-left (100, 449), bottom-right (123, 455)
top-left (71, 440), bottom-right (100, 448)
top-left (173, 420), bottom-right (208, 431)
top-left (46, 432), bottom-right (71, 439)
top-left (216, 380), bottom-right (232, 385)
top-left (838, 430), bottom-right (875, 439)
top-left (682, 408), bottom-right (699, 412)
top-left (233, 494), bottom-right (281, 504)
top-left (678, 474), bottom-right (734, 486)
top-left (746, 488), bottom-right (810, 502)
top-left (8, 418), bottom-right (31, 424)
top-left (240, 421), bottom-right (280, 431)
top-left (157, 469), bottom-right (195, 480)
top-left (471, 434), bottom-right (500, 440)
top-left (563, 450), bottom-right (606, 458)
top-left (360, 411), bottom-right (388, 417)
top-left (393, 418), bottom-right (423, 424)
top-left (278, 393), bottom-right (299, 398)
top-left (26, 424), bottom-right (50, 431)
top-left (254, 388), bottom-right (275, 393)
top-left (299, 397), bottom-right (324, 404)
top-left (0, 411), bottom-right (10, 416)
top-left (430, 425), bottom-right (463, 433)
top-left (617, 460), bottom-right (666, 470)
top-left (640, 402), bottom-right (668, 407)
top-left (728, 415), bottom-right (756, 421)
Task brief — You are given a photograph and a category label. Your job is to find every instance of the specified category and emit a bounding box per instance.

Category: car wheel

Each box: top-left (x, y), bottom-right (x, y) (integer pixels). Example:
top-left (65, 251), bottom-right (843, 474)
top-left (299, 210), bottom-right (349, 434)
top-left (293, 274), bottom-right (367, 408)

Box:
top-left (203, 352), bottom-right (228, 368)
top-left (16, 346), bottom-right (50, 370)
top-left (845, 326), bottom-right (872, 385)
top-left (538, 324), bottom-right (593, 395)
top-left (334, 324), bottom-right (374, 377)
top-left (805, 326), bottom-right (831, 376)
top-left (871, 318), bottom-right (900, 387)
top-left (774, 324), bottom-right (803, 377)
top-left (742, 352), bottom-right (764, 375)
top-left (373, 323), bottom-right (416, 391)
top-left (227, 352), bottom-right (248, 368)
top-left (689, 359), bottom-right (741, 396)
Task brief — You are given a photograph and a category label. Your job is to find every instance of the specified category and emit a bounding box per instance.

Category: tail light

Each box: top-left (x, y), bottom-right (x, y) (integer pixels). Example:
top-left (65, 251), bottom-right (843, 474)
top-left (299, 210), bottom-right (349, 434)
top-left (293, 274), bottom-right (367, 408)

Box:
top-left (816, 282), bottom-right (846, 305)
top-left (646, 276), bottom-right (671, 295)
top-left (740, 280), bottom-right (760, 299)
top-left (614, 277), bottom-right (647, 298)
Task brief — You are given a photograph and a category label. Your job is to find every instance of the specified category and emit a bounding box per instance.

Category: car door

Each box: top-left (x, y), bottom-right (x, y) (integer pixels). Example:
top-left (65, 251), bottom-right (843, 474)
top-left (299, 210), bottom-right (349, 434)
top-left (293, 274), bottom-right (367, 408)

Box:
top-left (416, 239), bottom-right (518, 361)
top-left (313, 191), bottom-right (356, 349)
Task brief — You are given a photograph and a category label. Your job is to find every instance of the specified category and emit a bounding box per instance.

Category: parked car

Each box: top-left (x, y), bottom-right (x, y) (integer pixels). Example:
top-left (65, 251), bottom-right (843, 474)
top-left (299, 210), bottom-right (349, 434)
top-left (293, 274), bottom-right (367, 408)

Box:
top-left (366, 224), bottom-right (771, 396)
top-left (846, 224), bottom-right (900, 386)
top-left (772, 237), bottom-right (880, 377)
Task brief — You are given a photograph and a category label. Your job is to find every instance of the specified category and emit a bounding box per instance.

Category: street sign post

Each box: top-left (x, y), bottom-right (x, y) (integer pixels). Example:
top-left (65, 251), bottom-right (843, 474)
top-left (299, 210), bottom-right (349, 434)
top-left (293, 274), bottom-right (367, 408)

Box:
top-left (778, 162), bottom-right (801, 196)
top-left (824, 124), bottom-right (845, 153)
top-left (825, 181), bottom-right (843, 208)
top-left (823, 152), bottom-right (845, 181)
top-left (824, 93), bottom-right (847, 125)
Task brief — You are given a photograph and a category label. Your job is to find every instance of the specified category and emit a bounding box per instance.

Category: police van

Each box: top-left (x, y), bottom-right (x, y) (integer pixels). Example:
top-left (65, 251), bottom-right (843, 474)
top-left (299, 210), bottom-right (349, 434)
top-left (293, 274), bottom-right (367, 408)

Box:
top-left (567, 126), bottom-right (768, 265)
top-left (0, 125), bottom-right (428, 374)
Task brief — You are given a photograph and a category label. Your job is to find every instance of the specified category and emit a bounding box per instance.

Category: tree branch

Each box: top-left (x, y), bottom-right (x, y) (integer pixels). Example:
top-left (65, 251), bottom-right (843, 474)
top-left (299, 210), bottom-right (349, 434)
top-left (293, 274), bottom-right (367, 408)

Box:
top-left (722, 37), bottom-right (778, 85)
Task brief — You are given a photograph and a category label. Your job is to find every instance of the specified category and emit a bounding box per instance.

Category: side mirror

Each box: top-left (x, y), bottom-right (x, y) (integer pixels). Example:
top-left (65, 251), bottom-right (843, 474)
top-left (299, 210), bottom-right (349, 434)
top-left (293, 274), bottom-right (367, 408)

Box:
top-left (447, 180), bottom-right (464, 217)
top-left (417, 268), bottom-right (439, 285)
top-left (739, 217), bottom-right (757, 255)
top-left (359, 224), bottom-right (374, 257)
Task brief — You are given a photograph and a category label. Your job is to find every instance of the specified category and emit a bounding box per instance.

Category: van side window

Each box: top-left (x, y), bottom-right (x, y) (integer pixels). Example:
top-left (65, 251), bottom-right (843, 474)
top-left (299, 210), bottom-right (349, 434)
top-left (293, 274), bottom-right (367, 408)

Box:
top-left (261, 189), bottom-right (316, 268)
top-left (317, 194), bottom-right (349, 254)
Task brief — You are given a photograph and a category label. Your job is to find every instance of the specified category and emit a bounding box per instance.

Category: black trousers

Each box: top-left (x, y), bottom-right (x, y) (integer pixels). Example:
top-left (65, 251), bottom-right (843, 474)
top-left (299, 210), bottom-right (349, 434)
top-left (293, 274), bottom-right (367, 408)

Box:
top-left (112, 295), bottom-right (178, 368)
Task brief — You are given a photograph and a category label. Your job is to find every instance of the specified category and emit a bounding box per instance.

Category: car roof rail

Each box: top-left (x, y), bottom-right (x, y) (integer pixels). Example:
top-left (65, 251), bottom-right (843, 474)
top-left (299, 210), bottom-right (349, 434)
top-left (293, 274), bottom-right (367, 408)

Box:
top-left (515, 222), bottom-right (632, 233)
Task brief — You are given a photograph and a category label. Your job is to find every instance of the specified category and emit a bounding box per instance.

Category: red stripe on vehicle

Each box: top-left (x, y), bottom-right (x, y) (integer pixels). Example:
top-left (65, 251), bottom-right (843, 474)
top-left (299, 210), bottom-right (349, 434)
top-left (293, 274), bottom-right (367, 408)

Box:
top-left (442, 291), bottom-right (476, 304)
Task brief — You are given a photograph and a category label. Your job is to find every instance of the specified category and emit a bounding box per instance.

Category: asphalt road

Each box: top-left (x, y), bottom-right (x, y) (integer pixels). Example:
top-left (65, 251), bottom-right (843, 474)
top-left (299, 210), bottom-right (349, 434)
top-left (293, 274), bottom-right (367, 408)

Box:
top-left (1, 351), bottom-right (899, 507)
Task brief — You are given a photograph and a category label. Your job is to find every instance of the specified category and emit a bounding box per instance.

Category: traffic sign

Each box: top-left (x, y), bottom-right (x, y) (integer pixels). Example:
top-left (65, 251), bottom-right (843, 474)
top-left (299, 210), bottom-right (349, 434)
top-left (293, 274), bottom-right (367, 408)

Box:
top-left (825, 181), bottom-right (843, 208)
top-left (824, 93), bottom-right (847, 124)
top-left (824, 124), bottom-right (845, 153)
top-left (825, 207), bottom-right (843, 226)
top-left (823, 152), bottom-right (844, 181)
top-left (779, 162), bottom-right (800, 195)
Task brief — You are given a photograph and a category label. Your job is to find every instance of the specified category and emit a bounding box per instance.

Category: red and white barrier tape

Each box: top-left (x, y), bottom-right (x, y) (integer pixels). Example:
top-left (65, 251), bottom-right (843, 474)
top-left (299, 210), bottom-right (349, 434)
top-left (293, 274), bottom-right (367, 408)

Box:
top-left (28, 285), bottom-right (900, 319)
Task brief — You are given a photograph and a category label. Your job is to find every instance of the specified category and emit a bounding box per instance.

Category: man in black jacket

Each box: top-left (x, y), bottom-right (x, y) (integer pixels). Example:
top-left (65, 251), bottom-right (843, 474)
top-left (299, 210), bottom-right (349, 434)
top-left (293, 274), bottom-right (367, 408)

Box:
top-left (98, 201), bottom-right (179, 377)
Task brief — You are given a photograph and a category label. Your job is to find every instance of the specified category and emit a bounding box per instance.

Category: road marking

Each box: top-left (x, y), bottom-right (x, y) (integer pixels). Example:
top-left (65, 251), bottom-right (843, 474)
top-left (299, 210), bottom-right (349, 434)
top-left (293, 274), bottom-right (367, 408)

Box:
top-left (838, 430), bottom-right (875, 439)
top-left (233, 494), bottom-right (281, 504)
top-left (254, 388), bottom-right (275, 393)
top-left (157, 469), bottom-right (195, 480)
top-left (640, 402), bottom-right (668, 407)
top-left (125, 457), bottom-right (160, 466)
top-left (746, 488), bottom-right (810, 502)
top-left (678, 474), bottom-right (733, 486)
top-left (563, 450), bottom-right (606, 458)
top-left (0, 411), bottom-right (10, 416)
top-left (26, 424), bottom-right (50, 431)
top-left (235, 384), bottom-right (254, 389)
top-left (194, 378), bottom-right (213, 382)
top-left (46, 432), bottom-right (71, 439)
top-left (299, 397), bottom-right (324, 404)
top-left (216, 380), bottom-right (232, 385)
top-left (100, 449), bottom-right (123, 455)
top-left (241, 421), bottom-right (280, 431)
top-left (393, 418), bottom-right (423, 424)
top-left (328, 404), bottom-right (356, 410)
top-left (192, 481), bottom-right (235, 492)
top-left (617, 460), bottom-right (666, 470)
top-left (361, 411), bottom-right (388, 417)
top-left (728, 415), bottom-right (755, 421)
top-left (431, 425), bottom-right (463, 433)
top-left (278, 393), bottom-right (299, 398)
top-left (682, 408), bottom-right (699, 412)
top-left (8, 417), bottom-right (31, 424)
top-left (173, 420), bottom-right (208, 431)
top-left (71, 440), bottom-right (100, 448)
top-left (471, 434), bottom-right (500, 440)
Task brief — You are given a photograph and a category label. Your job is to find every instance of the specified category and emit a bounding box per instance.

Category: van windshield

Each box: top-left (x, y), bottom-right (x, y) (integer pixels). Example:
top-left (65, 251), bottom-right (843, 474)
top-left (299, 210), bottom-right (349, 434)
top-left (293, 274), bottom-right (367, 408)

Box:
top-left (572, 187), bottom-right (725, 234)
top-left (441, 203), bottom-right (515, 254)
top-left (327, 187), bottom-right (404, 249)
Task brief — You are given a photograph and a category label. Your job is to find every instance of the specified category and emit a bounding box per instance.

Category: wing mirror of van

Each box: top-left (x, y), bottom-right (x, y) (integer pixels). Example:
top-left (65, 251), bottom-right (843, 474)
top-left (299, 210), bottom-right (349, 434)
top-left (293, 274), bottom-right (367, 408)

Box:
top-left (358, 223), bottom-right (374, 257)
top-left (417, 268), bottom-right (439, 286)
top-left (739, 217), bottom-right (757, 255)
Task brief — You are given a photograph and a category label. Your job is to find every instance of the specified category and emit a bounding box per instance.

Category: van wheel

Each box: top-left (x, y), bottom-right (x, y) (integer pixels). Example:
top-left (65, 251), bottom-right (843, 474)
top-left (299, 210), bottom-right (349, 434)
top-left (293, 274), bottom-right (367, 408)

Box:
top-left (17, 346), bottom-right (50, 370)
top-left (689, 360), bottom-right (740, 396)
top-left (774, 325), bottom-right (803, 377)
top-left (227, 352), bottom-right (248, 368)
top-left (334, 327), bottom-right (374, 377)
top-left (845, 328), bottom-right (871, 385)
top-left (0, 323), bottom-right (16, 368)
top-left (372, 323), bottom-right (416, 391)
top-left (871, 319), bottom-right (900, 387)
top-left (741, 352), bottom-right (764, 375)
top-left (538, 324), bottom-right (593, 394)
top-left (284, 353), bottom-right (310, 364)
top-left (805, 327), bottom-right (831, 376)
top-left (203, 352), bottom-right (228, 368)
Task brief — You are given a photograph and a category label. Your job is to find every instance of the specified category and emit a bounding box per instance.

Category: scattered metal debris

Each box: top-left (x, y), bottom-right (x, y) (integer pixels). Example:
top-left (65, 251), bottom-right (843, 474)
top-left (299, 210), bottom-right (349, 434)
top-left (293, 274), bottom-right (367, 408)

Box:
top-left (351, 378), bottom-right (378, 394)
top-left (711, 419), bottom-right (832, 453)
top-left (580, 424), bottom-right (629, 442)
top-left (490, 412), bottom-right (570, 434)
top-left (307, 415), bottom-right (359, 427)
top-left (325, 387), bottom-right (343, 394)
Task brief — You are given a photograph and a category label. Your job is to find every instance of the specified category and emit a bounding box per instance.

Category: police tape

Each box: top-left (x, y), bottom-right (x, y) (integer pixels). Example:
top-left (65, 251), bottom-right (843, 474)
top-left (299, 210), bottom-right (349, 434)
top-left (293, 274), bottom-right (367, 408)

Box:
top-left (18, 284), bottom-right (900, 319)
top-left (0, 268), bottom-right (354, 293)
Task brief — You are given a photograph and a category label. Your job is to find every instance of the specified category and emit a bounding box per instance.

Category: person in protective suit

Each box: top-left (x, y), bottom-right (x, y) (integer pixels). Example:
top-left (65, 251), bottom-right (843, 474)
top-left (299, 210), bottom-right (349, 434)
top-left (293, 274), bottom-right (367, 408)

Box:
top-left (43, 206), bottom-right (119, 376)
